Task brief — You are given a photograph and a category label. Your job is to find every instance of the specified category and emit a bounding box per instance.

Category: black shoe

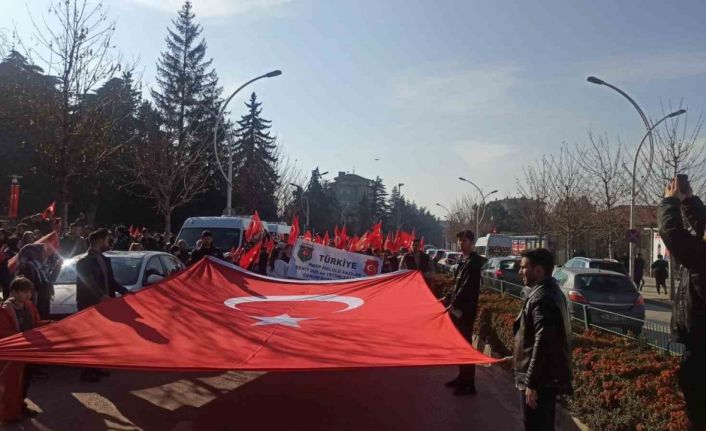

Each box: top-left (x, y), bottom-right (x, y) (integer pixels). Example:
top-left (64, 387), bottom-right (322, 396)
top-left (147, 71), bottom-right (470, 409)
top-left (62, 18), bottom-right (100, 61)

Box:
top-left (453, 384), bottom-right (477, 396)
top-left (445, 377), bottom-right (462, 388)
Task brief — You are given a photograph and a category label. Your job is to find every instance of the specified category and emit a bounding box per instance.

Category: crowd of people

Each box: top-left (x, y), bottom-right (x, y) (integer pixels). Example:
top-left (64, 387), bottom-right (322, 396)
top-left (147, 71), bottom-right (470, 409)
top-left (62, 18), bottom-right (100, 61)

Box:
top-left (0, 175), bottom-right (702, 430)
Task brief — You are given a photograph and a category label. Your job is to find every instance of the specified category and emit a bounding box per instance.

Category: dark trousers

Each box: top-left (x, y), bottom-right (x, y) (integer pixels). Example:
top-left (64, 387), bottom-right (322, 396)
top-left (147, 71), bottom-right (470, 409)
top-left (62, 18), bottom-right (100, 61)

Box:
top-left (520, 388), bottom-right (556, 431)
top-left (451, 309), bottom-right (476, 386)
top-left (656, 277), bottom-right (668, 294)
top-left (679, 348), bottom-right (706, 430)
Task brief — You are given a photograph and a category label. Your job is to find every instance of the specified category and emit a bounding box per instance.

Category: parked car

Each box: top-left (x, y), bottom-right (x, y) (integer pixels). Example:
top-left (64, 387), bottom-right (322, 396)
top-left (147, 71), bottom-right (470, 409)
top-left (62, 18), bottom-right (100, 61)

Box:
top-left (552, 267), bottom-right (645, 335)
top-left (432, 250), bottom-right (451, 271)
top-left (51, 251), bottom-right (185, 317)
top-left (426, 248), bottom-right (438, 259)
top-left (438, 252), bottom-right (462, 274)
top-left (561, 257), bottom-right (628, 275)
top-left (481, 256), bottom-right (524, 296)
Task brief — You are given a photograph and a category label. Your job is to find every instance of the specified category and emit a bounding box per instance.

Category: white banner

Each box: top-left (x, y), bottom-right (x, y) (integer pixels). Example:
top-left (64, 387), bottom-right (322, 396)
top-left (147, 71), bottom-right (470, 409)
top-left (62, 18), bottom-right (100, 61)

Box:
top-left (287, 239), bottom-right (383, 280)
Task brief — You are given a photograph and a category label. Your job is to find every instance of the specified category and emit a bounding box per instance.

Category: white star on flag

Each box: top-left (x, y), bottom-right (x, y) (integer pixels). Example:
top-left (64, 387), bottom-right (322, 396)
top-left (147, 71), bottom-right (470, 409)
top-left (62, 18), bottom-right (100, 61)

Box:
top-left (251, 314), bottom-right (313, 328)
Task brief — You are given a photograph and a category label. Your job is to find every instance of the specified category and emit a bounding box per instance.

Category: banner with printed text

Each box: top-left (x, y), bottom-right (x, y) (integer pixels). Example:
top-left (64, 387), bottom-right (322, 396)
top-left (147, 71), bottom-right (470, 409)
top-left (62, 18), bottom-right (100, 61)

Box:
top-left (287, 239), bottom-right (382, 280)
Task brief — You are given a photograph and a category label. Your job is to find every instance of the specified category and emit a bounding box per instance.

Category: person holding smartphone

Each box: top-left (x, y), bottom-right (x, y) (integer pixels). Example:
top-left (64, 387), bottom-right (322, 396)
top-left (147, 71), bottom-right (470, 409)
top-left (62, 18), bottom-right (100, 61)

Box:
top-left (658, 175), bottom-right (706, 430)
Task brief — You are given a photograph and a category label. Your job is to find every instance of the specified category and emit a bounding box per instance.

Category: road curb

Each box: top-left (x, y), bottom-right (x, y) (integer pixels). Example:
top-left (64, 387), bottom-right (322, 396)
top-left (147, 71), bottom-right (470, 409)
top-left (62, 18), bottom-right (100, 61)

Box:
top-left (644, 298), bottom-right (673, 310)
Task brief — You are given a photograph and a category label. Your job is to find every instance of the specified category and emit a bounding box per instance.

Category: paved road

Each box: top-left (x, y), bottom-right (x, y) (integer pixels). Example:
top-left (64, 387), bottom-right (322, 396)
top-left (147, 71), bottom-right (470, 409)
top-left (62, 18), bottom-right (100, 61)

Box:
top-left (4, 365), bottom-right (523, 431)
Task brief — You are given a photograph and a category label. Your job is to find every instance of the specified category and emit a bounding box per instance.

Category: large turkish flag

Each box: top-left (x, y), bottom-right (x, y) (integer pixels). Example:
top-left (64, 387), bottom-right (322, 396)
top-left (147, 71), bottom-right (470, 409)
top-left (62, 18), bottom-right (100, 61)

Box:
top-left (0, 258), bottom-right (495, 371)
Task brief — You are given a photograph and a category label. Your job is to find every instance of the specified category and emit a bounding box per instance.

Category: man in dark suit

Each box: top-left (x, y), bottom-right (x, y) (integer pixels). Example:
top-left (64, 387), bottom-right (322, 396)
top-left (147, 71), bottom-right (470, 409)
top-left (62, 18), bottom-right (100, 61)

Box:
top-left (446, 230), bottom-right (486, 395)
top-left (76, 228), bottom-right (132, 382)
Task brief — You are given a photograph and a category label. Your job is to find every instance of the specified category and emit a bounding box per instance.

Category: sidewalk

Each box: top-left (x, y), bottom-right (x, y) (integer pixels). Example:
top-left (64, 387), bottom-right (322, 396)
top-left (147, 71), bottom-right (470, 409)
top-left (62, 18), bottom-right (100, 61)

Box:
top-left (640, 276), bottom-right (673, 309)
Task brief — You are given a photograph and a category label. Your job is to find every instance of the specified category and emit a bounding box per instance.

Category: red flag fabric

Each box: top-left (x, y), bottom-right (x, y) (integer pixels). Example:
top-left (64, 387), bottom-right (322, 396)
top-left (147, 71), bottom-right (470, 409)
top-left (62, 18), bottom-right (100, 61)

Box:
top-left (239, 242), bottom-right (262, 270)
top-left (288, 216), bottom-right (300, 247)
top-left (420, 236), bottom-right (425, 250)
top-left (0, 258), bottom-right (495, 370)
top-left (383, 233), bottom-right (392, 251)
top-left (336, 226), bottom-right (348, 249)
top-left (303, 230), bottom-right (312, 241)
top-left (315, 234), bottom-right (323, 245)
top-left (266, 237), bottom-right (276, 255)
top-left (368, 222), bottom-right (383, 250)
top-left (41, 201), bottom-right (56, 220)
top-left (9, 232), bottom-right (59, 273)
top-left (323, 231), bottom-right (330, 246)
top-left (232, 246), bottom-right (244, 264)
top-left (8, 183), bottom-right (19, 219)
top-left (348, 235), bottom-right (360, 251)
top-left (245, 211), bottom-right (264, 243)
top-left (397, 231), bottom-right (414, 250)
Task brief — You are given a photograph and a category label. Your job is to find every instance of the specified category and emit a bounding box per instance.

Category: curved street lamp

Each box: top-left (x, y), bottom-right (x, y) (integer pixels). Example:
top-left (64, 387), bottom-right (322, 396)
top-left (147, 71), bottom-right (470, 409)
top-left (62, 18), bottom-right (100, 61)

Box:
top-left (587, 75), bottom-right (681, 279)
top-left (214, 70), bottom-right (282, 216)
top-left (458, 177), bottom-right (497, 235)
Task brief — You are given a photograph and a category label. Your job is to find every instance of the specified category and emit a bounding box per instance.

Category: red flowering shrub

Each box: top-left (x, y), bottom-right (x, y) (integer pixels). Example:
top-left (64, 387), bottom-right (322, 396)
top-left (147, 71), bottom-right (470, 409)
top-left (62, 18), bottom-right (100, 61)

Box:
top-left (456, 286), bottom-right (689, 431)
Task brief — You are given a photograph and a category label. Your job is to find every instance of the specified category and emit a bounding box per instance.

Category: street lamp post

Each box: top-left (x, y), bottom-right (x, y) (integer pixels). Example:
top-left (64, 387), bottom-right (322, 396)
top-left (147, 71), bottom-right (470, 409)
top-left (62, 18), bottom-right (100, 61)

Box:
top-left (289, 170), bottom-right (327, 234)
top-left (397, 183), bottom-right (405, 229)
top-left (587, 75), bottom-right (683, 279)
top-left (436, 202), bottom-right (452, 249)
top-left (213, 70), bottom-right (282, 216)
top-left (458, 177), bottom-right (497, 235)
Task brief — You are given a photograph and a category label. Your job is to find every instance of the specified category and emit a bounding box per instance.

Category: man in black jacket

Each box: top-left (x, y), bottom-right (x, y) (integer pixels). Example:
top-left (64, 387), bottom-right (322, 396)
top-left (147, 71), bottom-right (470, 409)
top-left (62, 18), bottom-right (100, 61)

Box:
top-left (399, 239), bottom-right (433, 284)
top-left (658, 177), bottom-right (706, 430)
top-left (446, 230), bottom-right (486, 396)
top-left (76, 228), bottom-right (132, 382)
top-left (187, 231), bottom-right (224, 266)
top-left (513, 248), bottom-right (572, 431)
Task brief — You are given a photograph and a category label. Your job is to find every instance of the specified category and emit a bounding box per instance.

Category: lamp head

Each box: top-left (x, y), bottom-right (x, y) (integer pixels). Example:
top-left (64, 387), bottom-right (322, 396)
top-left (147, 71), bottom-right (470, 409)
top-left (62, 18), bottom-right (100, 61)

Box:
top-left (490, 190), bottom-right (498, 194)
top-left (587, 76), bottom-right (605, 85)
top-left (669, 109), bottom-right (687, 118)
top-left (265, 70), bottom-right (282, 78)
top-left (459, 177), bottom-right (467, 182)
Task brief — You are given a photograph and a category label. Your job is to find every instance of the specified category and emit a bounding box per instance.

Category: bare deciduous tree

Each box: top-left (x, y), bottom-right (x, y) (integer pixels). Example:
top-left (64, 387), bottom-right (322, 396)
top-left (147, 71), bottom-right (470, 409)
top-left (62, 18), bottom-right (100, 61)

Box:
top-left (640, 104), bottom-right (706, 205)
top-left (548, 143), bottom-right (595, 261)
top-left (122, 105), bottom-right (210, 236)
top-left (517, 155), bottom-right (553, 240)
top-left (26, 0), bottom-right (124, 223)
top-left (273, 144), bottom-right (305, 220)
top-left (581, 131), bottom-right (629, 258)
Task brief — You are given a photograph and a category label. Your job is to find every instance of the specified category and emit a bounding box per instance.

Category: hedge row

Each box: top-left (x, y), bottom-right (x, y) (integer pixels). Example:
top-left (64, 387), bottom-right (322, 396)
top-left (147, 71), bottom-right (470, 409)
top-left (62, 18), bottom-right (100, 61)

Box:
top-left (433, 271), bottom-right (689, 431)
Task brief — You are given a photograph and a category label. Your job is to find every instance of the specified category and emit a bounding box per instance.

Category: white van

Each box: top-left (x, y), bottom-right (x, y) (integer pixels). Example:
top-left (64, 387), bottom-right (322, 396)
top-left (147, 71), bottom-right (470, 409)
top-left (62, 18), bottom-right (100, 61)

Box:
top-left (176, 216), bottom-right (290, 251)
top-left (475, 234), bottom-right (512, 258)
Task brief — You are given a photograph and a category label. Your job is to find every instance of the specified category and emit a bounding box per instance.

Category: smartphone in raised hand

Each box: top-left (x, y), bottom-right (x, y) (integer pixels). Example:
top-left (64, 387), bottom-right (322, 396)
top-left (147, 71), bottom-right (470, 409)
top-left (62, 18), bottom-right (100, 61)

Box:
top-left (677, 174), bottom-right (689, 193)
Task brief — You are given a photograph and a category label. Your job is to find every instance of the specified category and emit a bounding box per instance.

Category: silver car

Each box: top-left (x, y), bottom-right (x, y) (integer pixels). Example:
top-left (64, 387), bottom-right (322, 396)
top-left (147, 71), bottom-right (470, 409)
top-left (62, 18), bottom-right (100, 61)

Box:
top-left (51, 251), bottom-right (184, 317)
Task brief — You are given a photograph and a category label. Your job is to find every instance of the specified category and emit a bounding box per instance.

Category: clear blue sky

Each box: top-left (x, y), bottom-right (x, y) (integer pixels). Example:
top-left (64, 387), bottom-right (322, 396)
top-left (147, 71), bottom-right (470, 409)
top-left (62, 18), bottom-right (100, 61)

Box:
top-left (4, 0), bottom-right (706, 217)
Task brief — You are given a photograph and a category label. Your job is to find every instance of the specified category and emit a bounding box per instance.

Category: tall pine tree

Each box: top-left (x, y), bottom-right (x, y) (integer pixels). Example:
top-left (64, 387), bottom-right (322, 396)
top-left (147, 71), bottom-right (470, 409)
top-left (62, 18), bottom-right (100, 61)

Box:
top-left (151, 1), bottom-right (221, 148)
top-left (231, 92), bottom-right (279, 219)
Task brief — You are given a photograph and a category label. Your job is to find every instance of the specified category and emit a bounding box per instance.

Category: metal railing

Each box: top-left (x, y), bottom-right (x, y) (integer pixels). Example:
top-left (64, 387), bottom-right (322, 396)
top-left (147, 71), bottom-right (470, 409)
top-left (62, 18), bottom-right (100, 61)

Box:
top-left (481, 276), bottom-right (685, 355)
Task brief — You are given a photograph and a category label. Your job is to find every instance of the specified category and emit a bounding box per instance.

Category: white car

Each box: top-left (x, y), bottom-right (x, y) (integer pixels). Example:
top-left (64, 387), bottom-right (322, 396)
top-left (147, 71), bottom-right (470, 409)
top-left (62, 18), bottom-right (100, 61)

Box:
top-left (51, 251), bottom-right (185, 317)
top-left (438, 252), bottom-right (462, 274)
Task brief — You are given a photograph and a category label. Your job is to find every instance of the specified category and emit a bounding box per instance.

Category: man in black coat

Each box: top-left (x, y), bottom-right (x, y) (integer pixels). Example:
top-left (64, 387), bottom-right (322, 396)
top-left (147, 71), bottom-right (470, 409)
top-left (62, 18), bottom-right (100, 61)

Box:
top-left (399, 239), bottom-right (433, 283)
top-left (187, 230), bottom-right (224, 266)
top-left (446, 230), bottom-right (486, 395)
top-left (76, 228), bottom-right (132, 382)
top-left (658, 177), bottom-right (706, 430)
top-left (59, 223), bottom-right (88, 258)
top-left (514, 248), bottom-right (572, 431)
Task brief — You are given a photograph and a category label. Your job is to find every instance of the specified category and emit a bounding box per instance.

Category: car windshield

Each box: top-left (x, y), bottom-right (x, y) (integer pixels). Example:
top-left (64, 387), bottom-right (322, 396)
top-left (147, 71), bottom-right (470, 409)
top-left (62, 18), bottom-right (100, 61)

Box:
top-left (177, 228), bottom-right (242, 250)
top-left (576, 275), bottom-right (635, 293)
top-left (589, 261), bottom-right (627, 274)
top-left (55, 256), bottom-right (143, 286)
